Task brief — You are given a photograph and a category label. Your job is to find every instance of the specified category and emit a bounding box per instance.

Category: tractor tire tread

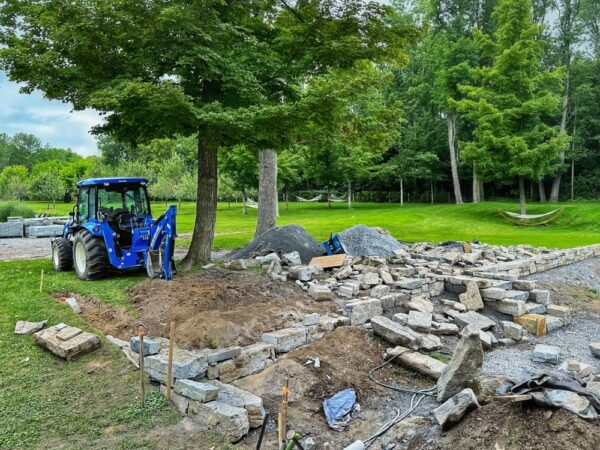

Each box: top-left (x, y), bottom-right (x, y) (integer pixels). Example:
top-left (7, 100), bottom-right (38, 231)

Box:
top-left (53, 238), bottom-right (73, 271)
top-left (74, 229), bottom-right (111, 280)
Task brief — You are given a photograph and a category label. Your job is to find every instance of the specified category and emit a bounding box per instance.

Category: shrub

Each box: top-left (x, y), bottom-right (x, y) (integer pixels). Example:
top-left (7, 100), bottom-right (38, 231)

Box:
top-left (0, 203), bottom-right (36, 222)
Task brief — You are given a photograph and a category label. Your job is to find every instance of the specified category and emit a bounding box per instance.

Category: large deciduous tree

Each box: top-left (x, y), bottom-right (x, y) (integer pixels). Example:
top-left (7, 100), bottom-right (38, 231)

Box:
top-left (454, 0), bottom-right (567, 214)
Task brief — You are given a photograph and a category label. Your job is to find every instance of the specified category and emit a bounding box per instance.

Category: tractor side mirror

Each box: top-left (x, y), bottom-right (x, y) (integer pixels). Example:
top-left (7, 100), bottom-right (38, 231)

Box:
top-left (69, 211), bottom-right (74, 217)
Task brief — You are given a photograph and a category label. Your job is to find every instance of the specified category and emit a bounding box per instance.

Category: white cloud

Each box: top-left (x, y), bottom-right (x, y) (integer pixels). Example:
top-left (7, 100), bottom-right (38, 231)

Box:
top-left (0, 73), bottom-right (103, 156)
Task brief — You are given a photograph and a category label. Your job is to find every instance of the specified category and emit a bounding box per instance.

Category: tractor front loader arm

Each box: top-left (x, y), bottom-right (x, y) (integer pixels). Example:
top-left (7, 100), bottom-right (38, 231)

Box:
top-left (148, 205), bottom-right (177, 280)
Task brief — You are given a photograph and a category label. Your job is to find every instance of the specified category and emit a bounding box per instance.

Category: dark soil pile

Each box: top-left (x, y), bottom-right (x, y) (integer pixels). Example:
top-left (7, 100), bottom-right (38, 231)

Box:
top-left (77, 268), bottom-right (335, 348)
top-left (227, 224), bottom-right (324, 264)
top-left (413, 402), bottom-right (600, 450)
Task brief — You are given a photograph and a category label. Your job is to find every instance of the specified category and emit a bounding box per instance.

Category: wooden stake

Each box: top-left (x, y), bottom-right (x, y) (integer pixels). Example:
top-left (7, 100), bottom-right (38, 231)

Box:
top-left (279, 378), bottom-right (289, 450)
top-left (39, 269), bottom-right (44, 293)
top-left (138, 325), bottom-right (145, 408)
top-left (166, 321), bottom-right (175, 401)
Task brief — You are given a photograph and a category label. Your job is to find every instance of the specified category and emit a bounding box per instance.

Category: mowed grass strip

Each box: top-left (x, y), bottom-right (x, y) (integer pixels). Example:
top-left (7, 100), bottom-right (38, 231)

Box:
top-left (0, 259), bottom-right (180, 449)
top-left (4, 200), bottom-right (600, 249)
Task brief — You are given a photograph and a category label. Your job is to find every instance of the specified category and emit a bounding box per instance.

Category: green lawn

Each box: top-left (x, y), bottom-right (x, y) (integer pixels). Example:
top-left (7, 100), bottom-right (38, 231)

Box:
top-left (10, 199), bottom-right (600, 249)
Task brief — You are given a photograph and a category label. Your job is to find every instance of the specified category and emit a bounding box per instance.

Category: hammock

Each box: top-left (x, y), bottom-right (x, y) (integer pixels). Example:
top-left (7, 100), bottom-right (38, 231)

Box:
top-left (296, 194), bottom-right (323, 202)
top-left (497, 208), bottom-right (564, 226)
top-left (244, 197), bottom-right (258, 209)
top-left (328, 194), bottom-right (347, 203)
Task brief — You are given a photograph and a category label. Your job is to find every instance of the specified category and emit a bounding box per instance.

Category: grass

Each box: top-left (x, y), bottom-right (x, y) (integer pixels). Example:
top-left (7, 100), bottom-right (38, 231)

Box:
top-left (0, 259), bottom-right (181, 449)
top-left (6, 199), bottom-right (600, 249)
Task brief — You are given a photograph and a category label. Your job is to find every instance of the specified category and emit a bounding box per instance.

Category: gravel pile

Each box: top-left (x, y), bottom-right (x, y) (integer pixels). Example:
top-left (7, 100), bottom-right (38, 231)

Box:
top-left (338, 224), bottom-right (405, 258)
top-left (483, 313), bottom-right (600, 381)
top-left (227, 224), bottom-right (324, 264)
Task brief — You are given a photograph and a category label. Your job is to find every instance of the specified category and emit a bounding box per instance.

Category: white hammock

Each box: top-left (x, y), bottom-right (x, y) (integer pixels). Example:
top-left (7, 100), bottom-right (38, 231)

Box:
top-left (244, 197), bottom-right (258, 209)
top-left (296, 194), bottom-right (323, 202)
top-left (328, 194), bottom-right (347, 203)
top-left (502, 209), bottom-right (561, 220)
top-left (497, 208), bottom-right (564, 226)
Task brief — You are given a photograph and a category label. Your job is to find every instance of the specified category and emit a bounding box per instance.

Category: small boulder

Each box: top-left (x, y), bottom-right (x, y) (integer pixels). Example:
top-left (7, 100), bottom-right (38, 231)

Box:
top-left (14, 319), bottom-right (47, 335)
top-left (532, 344), bottom-right (560, 364)
top-left (436, 324), bottom-right (484, 402)
top-left (433, 388), bottom-right (480, 430)
top-left (65, 297), bottom-right (81, 314)
top-left (589, 343), bottom-right (600, 359)
top-left (459, 281), bottom-right (483, 311)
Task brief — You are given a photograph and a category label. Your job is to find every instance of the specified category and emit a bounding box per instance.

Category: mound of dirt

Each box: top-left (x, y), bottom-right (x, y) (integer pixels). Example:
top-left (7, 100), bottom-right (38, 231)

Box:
top-left (77, 268), bottom-right (335, 348)
top-left (414, 402), bottom-right (600, 450)
top-left (227, 224), bottom-right (324, 263)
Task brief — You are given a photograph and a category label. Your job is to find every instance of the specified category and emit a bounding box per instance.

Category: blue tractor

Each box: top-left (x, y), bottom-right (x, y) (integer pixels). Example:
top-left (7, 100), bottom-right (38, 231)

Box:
top-left (51, 177), bottom-right (177, 281)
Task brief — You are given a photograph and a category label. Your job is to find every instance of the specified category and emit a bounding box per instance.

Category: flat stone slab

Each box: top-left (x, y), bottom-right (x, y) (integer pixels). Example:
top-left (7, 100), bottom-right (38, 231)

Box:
top-left (407, 296), bottom-right (434, 313)
top-left (188, 400), bottom-right (250, 443)
top-left (453, 311), bottom-right (496, 331)
top-left (386, 346), bottom-right (446, 379)
top-left (532, 344), bottom-right (560, 364)
top-left (371, 315), bottom-right (420, 348)
top-left (34, 325), bottom-right (100, 360)
top-left (343, 298), bottom-right (383, 326)
top-left (14, 319), bottom-right (46, 335)
top-left (206, 380), bottom-right (266, 428)
top-left (130, 336), bottom-right (162, 356)
top-left (197, 346), bottom-right (242, 364)
top-left (261, 327), bottom-right (307, 353)
top-left (514, 314), bottom-right (546, 337)
top-left (407, 310), bottom-right (432, 333)
top-left (483, 298), bottom-right (527, 316)
top-left (590, 343), bottom-right (600, 358)
top-left (174, 379), bottom-right (219, 403)
top-left (56, 326), bottom-right (82, 341)
top-left (145, 347), bottom-right (207, 382)
top-left (212, 343), bottom-right (275, 383)
top-left (308, 284), bottom-right (333, 301)
top-left (65, 297), bottom-right (81, 314)
top-left (546, 305), bottom-right (572, 325)
top-left (499, 321), bottom-right (523, 341)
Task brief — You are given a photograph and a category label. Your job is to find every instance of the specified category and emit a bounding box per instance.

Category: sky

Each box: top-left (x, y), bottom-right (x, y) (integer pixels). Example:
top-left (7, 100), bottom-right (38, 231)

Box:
top-left (0, 73), bottom-right (103, 156)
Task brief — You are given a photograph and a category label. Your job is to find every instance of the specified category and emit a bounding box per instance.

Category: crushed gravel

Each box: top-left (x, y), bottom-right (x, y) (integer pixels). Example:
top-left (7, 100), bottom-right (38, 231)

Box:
top-left (483, 312), bottom-right (600, 381)
top-left (338, 224), bottom-right (406, 258)
top-left (528, 256), bottom-right (600, 292)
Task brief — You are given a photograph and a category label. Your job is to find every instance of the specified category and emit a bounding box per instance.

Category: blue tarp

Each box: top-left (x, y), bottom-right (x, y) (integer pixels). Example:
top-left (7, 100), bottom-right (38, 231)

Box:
top-left (323, 388), bottom-right (357, 431)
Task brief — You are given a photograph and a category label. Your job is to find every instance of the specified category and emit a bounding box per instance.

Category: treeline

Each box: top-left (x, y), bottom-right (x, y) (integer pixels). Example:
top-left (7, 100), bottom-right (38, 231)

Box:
top-left (2, 0), bottom-right (600, 264)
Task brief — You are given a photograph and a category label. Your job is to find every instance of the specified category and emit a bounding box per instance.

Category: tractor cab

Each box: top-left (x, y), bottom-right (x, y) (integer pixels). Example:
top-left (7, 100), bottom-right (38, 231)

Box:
top-left (52, 177), bottom-right (177, 281)
top-left (76, 178), bottom-right (152, 250)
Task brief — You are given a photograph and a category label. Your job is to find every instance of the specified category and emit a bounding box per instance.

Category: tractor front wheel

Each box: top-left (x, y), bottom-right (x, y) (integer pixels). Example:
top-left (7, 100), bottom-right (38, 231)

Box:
top-left (52, 238), bottom-right (73, 271)
top-left (73, 230), bottom-right (110, 280)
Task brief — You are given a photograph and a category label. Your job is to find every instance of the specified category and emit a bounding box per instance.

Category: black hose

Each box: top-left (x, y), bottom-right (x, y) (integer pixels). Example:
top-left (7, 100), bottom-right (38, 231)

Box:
top-left (256, 412), bottom-right (269, 450)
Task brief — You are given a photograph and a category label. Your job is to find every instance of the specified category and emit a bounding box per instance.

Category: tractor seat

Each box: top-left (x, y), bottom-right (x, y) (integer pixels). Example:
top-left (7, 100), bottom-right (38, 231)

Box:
top-left (117, 212), bottom-right (134, 231)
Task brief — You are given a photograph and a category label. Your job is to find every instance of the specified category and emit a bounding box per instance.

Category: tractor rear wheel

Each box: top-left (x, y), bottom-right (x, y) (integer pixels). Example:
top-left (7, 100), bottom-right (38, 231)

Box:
top-left (73, 230), bottom-right (110, 280)
top-left (52, 238), bottom-right (73, 271)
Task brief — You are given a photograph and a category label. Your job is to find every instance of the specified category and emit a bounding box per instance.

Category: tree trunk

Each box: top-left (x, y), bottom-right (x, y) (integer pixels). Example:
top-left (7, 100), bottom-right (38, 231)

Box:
top-left (549, 68), bottom-right (571, 203)
top-left (327, 186), bottom-right (331, 208)
top-left (347, 180), bottom-right (352, 209)
top-left (255, 149), bottom-right (278, 237)
top-left (182, 137), bottom-right (218, 267)
top-left (242, 188), bottom-right (248, 215)
top-left (479, 180), bottom-right (485, 202)
top-left (472, 164), bottom-right (480, 203)
top-left (400, 178), bottom-right (404, 207)
top-left (447, 113), bottom-right (464, 204)
top-left (430, 182), bottom-right (434, 204)
top-left (538, 181), bottom-right (547, 202)
top-left (285, 187), bottom-right (289, 211)
top-left (571, 159), bottom-right (575, 201)
top-left (519, 177), bottom-right (527, 215)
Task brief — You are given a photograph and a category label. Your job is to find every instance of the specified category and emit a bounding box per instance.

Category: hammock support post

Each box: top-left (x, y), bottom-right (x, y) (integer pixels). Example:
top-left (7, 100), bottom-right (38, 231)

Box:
top-left (497, 208), bottom-right (564, 226)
